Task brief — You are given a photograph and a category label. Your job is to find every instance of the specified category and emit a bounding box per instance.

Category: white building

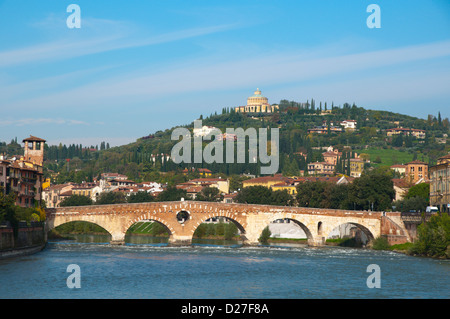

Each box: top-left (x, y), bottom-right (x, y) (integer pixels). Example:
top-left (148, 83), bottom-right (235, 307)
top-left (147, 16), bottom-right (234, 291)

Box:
top-left (193, 125), bottom-right (219, 138)
top-left (340, 120), bottom-right (357, 130)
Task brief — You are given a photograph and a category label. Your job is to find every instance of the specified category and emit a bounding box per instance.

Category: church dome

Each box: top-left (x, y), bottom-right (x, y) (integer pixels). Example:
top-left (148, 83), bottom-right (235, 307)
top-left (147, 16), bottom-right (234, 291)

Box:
top-left (247, 88), bottom-right (269, 106)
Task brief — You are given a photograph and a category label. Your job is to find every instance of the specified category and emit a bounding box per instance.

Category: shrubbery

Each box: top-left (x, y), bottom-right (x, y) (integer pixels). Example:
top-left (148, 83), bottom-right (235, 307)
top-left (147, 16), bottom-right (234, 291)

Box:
top-left (408, 213), bottom-right (449, 259)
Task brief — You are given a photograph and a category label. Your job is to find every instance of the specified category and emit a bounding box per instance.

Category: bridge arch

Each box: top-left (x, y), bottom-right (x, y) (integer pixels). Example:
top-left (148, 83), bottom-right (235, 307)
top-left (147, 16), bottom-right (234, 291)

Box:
top-left (266, 217), bottom-right (315, 245)
top-left (125, 214), bottom-right (175, 237)
top-left (325, 221), bottom-right (376, 246)
top-left (191, 215), bottom-right (246, 234)
top-left (50, 220), bottom-right (112, 240)
top-left (47, 214), bottom-right (117, 240)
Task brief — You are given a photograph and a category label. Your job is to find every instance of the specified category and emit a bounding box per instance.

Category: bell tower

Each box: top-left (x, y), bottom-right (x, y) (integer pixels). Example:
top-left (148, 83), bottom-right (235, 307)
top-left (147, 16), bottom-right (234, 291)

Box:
top-left (23, 135), bottom-right (46, 166)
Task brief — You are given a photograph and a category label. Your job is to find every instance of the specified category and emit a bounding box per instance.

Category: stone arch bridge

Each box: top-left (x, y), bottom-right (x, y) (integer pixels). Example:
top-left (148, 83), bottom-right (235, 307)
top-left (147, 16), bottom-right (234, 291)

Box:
top-left (45, 201), bottom-right (411, 246)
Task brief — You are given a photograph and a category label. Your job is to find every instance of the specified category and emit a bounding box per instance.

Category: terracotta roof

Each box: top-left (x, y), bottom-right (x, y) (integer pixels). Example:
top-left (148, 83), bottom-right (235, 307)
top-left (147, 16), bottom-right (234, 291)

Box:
top-left (60, 190), bottom-right (72, 196)
top-left (190, 178), bottom-right (226, 182)
top-left (405, 160), bottom-right (428, 165)
top-left (243, 175), bottom-right (289, 184)
top-left (439, 154), bottom-right (450, 158)
top-left (22, 135), bottom-right (46, 142)
top-left (392, 178), bottom-right (412, 189)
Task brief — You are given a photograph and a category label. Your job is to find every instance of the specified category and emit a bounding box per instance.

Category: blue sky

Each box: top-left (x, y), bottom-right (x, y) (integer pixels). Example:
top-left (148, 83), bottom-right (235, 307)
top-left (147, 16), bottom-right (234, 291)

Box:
top-left (0, 0), bottom-right (449, 147)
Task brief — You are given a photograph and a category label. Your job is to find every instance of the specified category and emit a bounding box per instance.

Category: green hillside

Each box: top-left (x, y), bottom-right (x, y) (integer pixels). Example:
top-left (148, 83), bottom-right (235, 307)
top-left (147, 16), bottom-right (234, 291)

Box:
top-left (2, 100), bottom-right (448, 185)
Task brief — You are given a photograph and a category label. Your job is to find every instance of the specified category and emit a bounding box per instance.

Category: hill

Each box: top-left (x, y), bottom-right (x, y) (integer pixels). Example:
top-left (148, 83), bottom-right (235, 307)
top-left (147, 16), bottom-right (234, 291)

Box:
top-left (2, 100), bottom-right (449, 185)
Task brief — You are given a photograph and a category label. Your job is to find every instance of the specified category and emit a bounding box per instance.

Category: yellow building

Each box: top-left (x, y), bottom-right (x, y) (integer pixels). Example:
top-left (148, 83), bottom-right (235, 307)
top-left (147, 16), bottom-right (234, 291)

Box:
top-left (350, 159), bottom-right (364, 177)
top-left (42, 178), bottom-right (51, 190)
top-left (242, 175), bottom-right (289, 189)
top-left (271, 182), bottom-right (297, 195)
top-left (235, 88), bottom-right (279, 113)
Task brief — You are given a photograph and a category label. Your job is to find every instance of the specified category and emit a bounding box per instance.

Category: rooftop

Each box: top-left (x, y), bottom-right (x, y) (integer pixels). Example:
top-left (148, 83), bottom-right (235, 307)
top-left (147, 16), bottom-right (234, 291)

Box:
top-left (22, 135), bottom-right (46, 142)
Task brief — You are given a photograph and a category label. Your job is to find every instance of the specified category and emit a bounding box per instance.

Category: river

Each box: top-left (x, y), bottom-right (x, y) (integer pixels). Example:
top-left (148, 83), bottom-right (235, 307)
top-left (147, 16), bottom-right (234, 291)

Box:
top-left (0, 234), bottom-right (448, 299)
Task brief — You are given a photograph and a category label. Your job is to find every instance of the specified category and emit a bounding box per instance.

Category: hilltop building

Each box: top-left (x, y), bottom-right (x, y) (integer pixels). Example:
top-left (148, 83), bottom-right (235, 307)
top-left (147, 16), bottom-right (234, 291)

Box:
top-left (340, 120), bottom-right (357, 131)
top-left (386, 127), bottom-right (426, 139)
top-left (234, 88), bottom-right (279, 113)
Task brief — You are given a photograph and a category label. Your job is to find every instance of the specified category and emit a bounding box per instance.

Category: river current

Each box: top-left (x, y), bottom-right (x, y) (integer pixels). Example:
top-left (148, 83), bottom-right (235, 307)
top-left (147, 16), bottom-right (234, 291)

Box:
top-left (0, 236), bottom-right (448, 299)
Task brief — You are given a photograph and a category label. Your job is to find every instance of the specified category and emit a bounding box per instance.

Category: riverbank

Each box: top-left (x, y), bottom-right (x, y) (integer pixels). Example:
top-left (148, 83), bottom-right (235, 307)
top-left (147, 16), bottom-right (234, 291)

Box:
top-left (0, 222), bottom-right (46, 259)
top-left (0, 243), bottom-right (46, 259)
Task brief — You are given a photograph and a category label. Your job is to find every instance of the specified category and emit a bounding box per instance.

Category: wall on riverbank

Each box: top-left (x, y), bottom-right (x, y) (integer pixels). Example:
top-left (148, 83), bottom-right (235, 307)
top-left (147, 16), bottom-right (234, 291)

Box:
top-left (0, 222), bottom-right (45, 257)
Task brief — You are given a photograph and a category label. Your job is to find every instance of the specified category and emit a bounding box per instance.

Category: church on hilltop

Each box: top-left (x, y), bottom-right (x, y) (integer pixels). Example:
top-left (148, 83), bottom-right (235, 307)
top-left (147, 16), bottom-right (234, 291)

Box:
top-left (234, 88), bottom-right (279, 113)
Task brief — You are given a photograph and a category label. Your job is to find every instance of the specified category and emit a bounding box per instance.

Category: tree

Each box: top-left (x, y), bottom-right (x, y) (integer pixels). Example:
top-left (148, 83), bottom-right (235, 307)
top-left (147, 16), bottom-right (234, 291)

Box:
top-left (0, 189), bottom-right (18, 235)
top-left (195, 187), bottom-right (223, 202)
top-left (157, 186), bottom-right (187, 202)
top-left (405, 183), bottom-right (430, 204)
top-left (348, 167), bottom-right (395, 211)
top-left (234, 186), bottom-right (272, 205)
top-left (96, 192), bottom-right (126, 205)
top-left (224, 222), bottom-right (238, 240)
top-left (270, 189), bottom-right (294, 206)
top-left (60, 194), bottom-right (93, 207)
top-left (296, 181), bottom-right (328, 208)
top-left (127, 191), bottom-right (154, 203)
top-left (259, 226), bottom-right (271, 245)
top-left (409, 213), bottom-right (449, 258)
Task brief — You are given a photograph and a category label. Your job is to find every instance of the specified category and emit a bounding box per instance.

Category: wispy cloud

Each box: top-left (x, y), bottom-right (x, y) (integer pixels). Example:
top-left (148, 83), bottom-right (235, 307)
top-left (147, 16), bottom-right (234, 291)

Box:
top-left (4, 40), bottom-right (450, 111)
top-left (0, 21), bottom-right (240, 68)
top-left (0, 118), bottom-right (89, 126)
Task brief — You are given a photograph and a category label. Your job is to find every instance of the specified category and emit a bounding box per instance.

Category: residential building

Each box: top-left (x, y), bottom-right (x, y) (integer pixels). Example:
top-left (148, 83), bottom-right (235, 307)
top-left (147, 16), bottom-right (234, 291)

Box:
top-left (307, 126), bottom-right (343, 134)
top-left (340, 120), bottom-right (357, 131)
top-left (386, 127), bottom-right (426, 139)
top-left (349, 158), bottom-right (364, 177)
top-left (322, 146), bottom-right (342, 166)
top-left (390, 164), bottom-right (407, 176)
top-left (307, 162), bottom-right (335, 175)
top-left (223, 192), bottom-right (238, 204)
top-left (42, 183), bottom-right (75, 208)
top-left (182, 168), bottom-right (213, 177)
top-left (193, 125), bottom-right (219, 138)
top-left (429, 154), bottom-right (450, 213)
top-left (101, 173), bottom-right (128, 181)
top-left (0, 159), bottom-right (9, 193)
top-left (392, 179), bottom-right (412, 202)
top-left (242, 175), bottom-right (290, 189)
top-left (71, 182), bottom-right (102, 202)
top-left (176, 183), bottom-right (205, 200)
top-left (1, 136), bottom-right (46, 208)
top-left (274, 175), bottom-right (354, 196)
top-left (405, 160), bottom-right (429, 184)
top-left (188, 178), bottom-right (230, 194)
top-left (271, 181), bottom-right (297, 195)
